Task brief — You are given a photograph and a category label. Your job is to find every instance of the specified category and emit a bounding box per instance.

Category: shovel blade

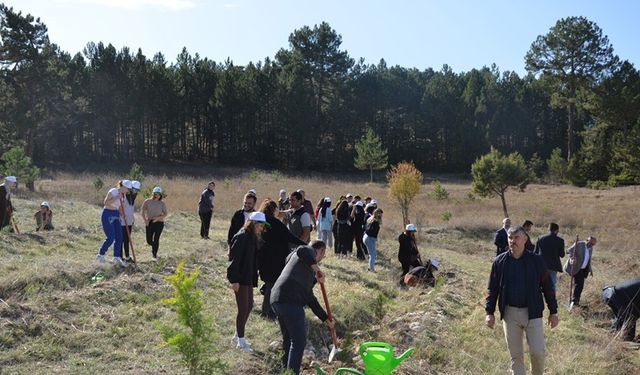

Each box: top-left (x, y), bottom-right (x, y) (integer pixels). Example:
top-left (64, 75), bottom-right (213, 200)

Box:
top-left (328, 345), bottom-right (338, 363)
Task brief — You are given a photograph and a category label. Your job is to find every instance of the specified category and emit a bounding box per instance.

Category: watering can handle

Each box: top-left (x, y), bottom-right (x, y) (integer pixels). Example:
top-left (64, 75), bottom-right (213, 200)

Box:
top-left (359, 341), bottom-right (394, 358)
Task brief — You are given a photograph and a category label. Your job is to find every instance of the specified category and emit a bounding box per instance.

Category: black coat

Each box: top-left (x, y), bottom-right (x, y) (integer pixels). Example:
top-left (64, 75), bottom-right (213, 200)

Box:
top-left (227, 229), bottom-right (259, 287)
top-left (494, 228), bottom-right (508, 256)
top-left (534, 232), bottom-right (565, 272)
top-left (0, 185), bottom-right (13, 229)
top-left (227, 209), bottom-right (248, 245)
top-left (398, 233), bottom-right (421, 266)
top-left (258, 216), bottom-right (306, 283)
top-left (485, 251), bottom-right (558, 320)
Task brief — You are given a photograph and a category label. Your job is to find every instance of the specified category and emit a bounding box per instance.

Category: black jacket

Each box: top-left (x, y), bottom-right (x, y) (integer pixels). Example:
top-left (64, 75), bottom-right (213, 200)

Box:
top-left (485, 250), bottom-right (558, 320)
top-left (270, 245), bottom-right (328, 322)
top-left (227, 229), bottom-right (259, 287)
top-left (494, 227), bottom-right (508, 256)
top-left (365, 220), bottom-right (380, 238)
top-left (398, 232), bottom-right (421, 266)
top-left (607, 278), bottom-right (640, 317)
top-left (534, 232), bottom-right (565, 272)
top-left (258, 216), bottom-right (306, 283)
top-left (227, 209), bottom-right (249, 245)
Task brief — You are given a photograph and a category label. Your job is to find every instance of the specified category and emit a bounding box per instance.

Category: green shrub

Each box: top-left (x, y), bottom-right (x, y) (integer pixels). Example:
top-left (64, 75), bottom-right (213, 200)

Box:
top-left (156, 261), bottom-right (225, 375)
top-left (93, 177), bottom-right (104, 191)
top-left (546, 148), bottom-right (567, 183)
top-left (128, 163), bottom-right (145, 183)
top-left (1, 146), bottom-right (40, 191)
top-left (429, 180), bottom-right (449, 200)
top-left (441, 211), bottom-right (452, 222)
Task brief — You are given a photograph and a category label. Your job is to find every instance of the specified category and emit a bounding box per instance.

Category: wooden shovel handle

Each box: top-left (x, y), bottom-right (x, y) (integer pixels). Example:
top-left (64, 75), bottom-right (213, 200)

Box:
top-left (319, 281), bottom-right (338, 347)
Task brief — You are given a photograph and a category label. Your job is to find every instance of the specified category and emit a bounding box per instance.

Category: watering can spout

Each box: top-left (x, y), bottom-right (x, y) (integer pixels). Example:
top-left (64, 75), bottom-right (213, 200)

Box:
top-left (391, 347), bottom-right (414, 369)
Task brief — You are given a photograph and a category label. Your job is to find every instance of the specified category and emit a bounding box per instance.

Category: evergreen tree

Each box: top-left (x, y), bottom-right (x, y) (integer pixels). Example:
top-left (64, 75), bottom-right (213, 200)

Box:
top-left (354, 128), bottom-right (389, 182)
top-left (1, 146), bottom-right (39, 191)
top-left (471, 148), bottom-right (530, 218)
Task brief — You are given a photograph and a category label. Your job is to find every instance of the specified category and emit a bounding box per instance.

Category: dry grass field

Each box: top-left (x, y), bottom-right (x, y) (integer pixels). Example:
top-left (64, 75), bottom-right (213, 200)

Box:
top-left (1, 167), bottom-right (638, 374)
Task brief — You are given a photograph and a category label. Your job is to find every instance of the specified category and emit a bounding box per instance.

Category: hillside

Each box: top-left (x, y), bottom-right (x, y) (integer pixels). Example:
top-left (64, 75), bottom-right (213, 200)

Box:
top-left (1, 174), bottom-right (639, 374)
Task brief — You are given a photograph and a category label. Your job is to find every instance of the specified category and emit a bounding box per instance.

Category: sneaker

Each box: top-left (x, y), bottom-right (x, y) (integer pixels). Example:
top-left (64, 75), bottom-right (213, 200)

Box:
top-left (152, 256), bottom-right (158, 262)
top-left (236, 338), bottom-right (253, 353)
top-left (112, 257), bottom-right (126, 267)
top-left (96, 254), bottom-right (107, 263)
top-left (125, 257), bottom-right (135, 263)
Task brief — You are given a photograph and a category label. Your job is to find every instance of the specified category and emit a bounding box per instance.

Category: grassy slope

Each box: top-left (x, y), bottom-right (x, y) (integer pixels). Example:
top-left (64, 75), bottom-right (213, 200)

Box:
top-left (1, 176), bottom-right (639, 374)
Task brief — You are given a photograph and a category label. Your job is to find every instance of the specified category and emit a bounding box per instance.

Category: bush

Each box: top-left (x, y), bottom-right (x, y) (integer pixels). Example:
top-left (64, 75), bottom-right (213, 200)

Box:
top-left (441, 211), bottom-right (452, 222)
top-left (93, 177), bottom-right (104, 191)
top-left (128, 163), bottom-right (145, 183)
top-left (546, 148), bottom-right (567, 183)
top-left (1, 146), bottom-right (40, 191)
top-left (429, 180), bottom-right (449, 200)
top-left (156, 261), bottom-right (224, 375)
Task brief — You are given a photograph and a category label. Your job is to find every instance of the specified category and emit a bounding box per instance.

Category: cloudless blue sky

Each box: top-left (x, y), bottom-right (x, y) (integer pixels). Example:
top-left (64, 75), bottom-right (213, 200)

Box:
top-left (13, 0), bottom-right (640, 75)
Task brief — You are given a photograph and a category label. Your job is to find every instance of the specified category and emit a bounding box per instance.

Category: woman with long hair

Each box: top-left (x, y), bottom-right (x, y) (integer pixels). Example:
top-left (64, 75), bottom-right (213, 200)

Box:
top-left (363, 208), bottom-right (383, 272)
top-left (227, 211), bottom-right (268, 352)
top-left (316, 197), bottom-right (333, 249)
top-left (258, 199), bottom-right (306, 319)
top-left (336, 199), bottom-right (352, 256)
top-left (141, 186), bottom-right (168, 261)
top-left (120, 180), bottom-right (140, 262)
top-left (398, 223), bottom-right (422, 283)
top-left (97, 180), bottom-right (132, 267)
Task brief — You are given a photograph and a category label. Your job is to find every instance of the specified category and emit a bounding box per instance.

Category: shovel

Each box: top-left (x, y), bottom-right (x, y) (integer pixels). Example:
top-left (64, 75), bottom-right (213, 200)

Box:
top-left (319, 279), bottom-right (340, 362)
top-left (567, 234), bottom-right (579, 311)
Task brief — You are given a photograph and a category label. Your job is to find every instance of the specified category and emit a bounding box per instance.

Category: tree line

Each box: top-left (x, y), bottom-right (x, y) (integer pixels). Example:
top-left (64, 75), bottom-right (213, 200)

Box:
top-left (1, 4), bottom-right (639, 185)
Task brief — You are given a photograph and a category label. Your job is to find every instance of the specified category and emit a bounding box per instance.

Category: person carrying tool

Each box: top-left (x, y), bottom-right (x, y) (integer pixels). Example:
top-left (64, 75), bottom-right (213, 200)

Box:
top-left (270, 240), bottom-right (335, 375)
top-left (96, 180), bottom-right (132, 267)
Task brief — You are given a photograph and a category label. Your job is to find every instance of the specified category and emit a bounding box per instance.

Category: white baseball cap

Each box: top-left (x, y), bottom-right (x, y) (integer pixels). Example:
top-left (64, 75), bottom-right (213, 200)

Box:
top-left (122, 180), bottom-right (133, 189)
top-left (405, 223), bottom-right (417, 232)
top-left (41, 201), bottom-right (50, 208)
top-left (132, 180), bottom-right (141, 190)
top-left (152, 186), bottom-right (162, 194)
top-left (5, 176), bottom-right (17, 183)
top-left (249, 211), bottom-right (266, 223)
top-left (355, 201), bottom-right (363, 207)
top-left (346, 193), bottom-right (353, 198)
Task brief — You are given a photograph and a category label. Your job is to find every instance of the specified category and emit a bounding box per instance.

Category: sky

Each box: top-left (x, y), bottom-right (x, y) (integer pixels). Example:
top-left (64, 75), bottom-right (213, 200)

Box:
top-left (11, 0), bottom-right (640, 75)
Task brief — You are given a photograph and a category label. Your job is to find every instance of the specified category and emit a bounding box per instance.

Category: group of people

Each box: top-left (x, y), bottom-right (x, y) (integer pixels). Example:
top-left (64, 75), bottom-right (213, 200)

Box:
top-left (488, 217), bottom-right (638, 375)
top-left (223, 187), bottom-right (421, 374)
top-left (1, 176), bottom-right (54, 232)
top-left (96, 180), bottom-right (167, 266)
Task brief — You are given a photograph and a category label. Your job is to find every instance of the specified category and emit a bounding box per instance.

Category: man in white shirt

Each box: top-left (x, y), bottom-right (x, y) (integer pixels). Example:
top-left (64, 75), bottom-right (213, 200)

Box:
top-left (564, 236), bottom-right (597, 307)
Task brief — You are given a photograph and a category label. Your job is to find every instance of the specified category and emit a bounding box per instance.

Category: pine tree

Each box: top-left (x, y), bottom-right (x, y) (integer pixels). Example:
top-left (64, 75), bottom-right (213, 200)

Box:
top-left (354, 128), bottom-right (389, 183)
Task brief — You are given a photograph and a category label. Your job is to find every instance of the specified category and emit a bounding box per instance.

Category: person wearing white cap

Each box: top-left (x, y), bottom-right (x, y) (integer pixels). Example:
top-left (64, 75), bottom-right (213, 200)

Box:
top-left (227, 211), bottom-right (268, 353)
top-left (120, 180), bottom-right (141, 262)
top-left (0, 176), bottom-right (17, 229)
top-left (398, 223), bottom-right (422, 284)
top-left (97, 180), bottom-right (132, 267)
top-left (34, 201), bottom-right (54, 231)
top-left (316, 197), bottom-right (333, 249)
top-left (141, 187), bottom-right (168, 261)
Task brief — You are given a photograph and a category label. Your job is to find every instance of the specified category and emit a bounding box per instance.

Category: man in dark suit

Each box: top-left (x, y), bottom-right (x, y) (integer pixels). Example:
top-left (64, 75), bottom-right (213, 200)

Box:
top-left (534, 223), bottom-right (565, 291)
top-left (564, 236), bottom-right (597, 307)
top-left (494, 218), bottom-right (511, 256)
top-left (603, 278), bottom-right (640, 341)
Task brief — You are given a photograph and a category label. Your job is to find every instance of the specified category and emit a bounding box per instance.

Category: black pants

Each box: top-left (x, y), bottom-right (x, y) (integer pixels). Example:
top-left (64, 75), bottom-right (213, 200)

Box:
top-left (337, 223), bottom-right (352, 255)
top-left (353, 227), bottom-right (365, 259)
top-left (608, 292), bottom-right (638, 341)
top-left (146, 221), bottom-right (164, 257)
top-left (261, 282), bottom-right (276, 319)
top-left (571, 268), bottom-right (589, 305)
top-left (199, 211), bottom-right (212, 238)
top-left (121, 225), bottom-right (133, 258)
top-left (234, 285), bottom-right (254, 338)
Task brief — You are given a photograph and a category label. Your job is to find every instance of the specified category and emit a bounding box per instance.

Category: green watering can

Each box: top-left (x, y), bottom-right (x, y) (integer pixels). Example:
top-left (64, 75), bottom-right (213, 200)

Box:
top-left (313, 341), bottom-right (414, 375)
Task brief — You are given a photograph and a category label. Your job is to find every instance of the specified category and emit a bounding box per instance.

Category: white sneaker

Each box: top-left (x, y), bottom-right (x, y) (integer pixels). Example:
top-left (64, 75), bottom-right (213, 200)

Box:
top-left (96, 254), bottom-right (107, 263)
top-left (231, 334), bottom-right (251, 346)
top-left (152, 256), bottom-right (158, 262)
top-left (236, 338), bottom-right (253, 353)
top-left (112, 257), bottom-right (126, 267)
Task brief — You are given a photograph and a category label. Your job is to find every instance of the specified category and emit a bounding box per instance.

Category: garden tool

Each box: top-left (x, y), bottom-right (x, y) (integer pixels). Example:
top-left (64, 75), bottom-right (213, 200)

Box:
top-left (568, 234), bottom-right (578, 311)
top-left (319, 278), bottom-right (340, 362)
top-left (118, 196), bottom-right (136, 263)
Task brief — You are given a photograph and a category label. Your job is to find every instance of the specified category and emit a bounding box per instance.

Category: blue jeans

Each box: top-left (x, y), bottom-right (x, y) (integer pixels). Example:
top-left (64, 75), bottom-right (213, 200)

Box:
top-left (271, 302), bottom-right (306, 375)
top-left (548, 271), bottom-right (558, 291)
top-left (99, 209), bottom-right (122, 257)
top-left (363, 234), bottom-right (377, 271)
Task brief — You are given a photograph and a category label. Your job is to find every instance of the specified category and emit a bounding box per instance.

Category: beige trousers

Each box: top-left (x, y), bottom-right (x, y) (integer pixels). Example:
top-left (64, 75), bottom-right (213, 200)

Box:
top-left (502, 306), bottom-right (545, 375)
